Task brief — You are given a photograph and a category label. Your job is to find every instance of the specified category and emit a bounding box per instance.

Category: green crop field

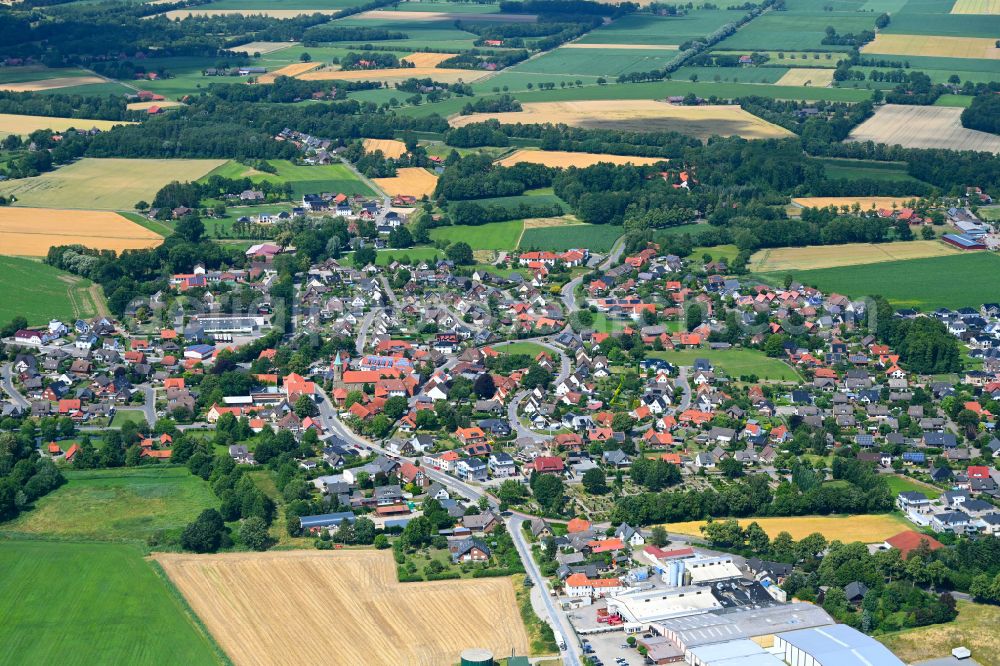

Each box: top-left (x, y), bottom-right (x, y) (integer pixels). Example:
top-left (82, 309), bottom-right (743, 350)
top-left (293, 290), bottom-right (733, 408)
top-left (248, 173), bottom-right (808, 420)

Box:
top-left (520, 224), bottom-right (623, 252)
top-left (717, 12), bottom-right (879, 51)
top-left (207, 0), bottom-right (360, 8)
top-left (815, 157), bottom-right (924, 183)
top-left (672, 65), bottom-right (789, 84)
top-left (462, 191), bottom-right (568, 212)
top-left (649, 348), bottom-right (801, 381)
top-left (506, 47), bottom-right (680, 79)
top-left (576, 10), bottom-right (748, 45)
top-left (0, 158), bottom-right (226, 210)
top-left (5, 468), bottom-right (218, 543)
top-left (0, 540), bottom-right (222, 665)
top-left (0, 256), bottom-right (105, 325)
top-left (430, 220), bottom-right (523, 250)
top-left (771, 253), bottom-right (1000, 310)
top-left (0, 65), bottom-right (95, 84)
top-left (882, 13), bottom-right (1000, 37)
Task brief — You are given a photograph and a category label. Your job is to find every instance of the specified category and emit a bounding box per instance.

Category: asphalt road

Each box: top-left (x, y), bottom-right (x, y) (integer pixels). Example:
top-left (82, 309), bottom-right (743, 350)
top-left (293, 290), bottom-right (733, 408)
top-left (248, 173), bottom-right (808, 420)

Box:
top-left (1, 363), bottom-right (29, 409)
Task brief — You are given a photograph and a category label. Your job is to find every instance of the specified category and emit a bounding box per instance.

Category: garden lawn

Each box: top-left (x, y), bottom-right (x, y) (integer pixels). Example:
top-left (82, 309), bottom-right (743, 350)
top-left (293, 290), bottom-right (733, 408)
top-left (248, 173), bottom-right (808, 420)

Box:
top-left (649, 348), bottom-right (800, 381)
top-left (495, 341), bottom-right (549, 358)
top-left (0, 256), bottom-right (104, 325)
top-left (768, 252), bottom-right (1000, 310)
top-left (3, 468), bottom-right (218, 543)
top-left (884, 475), bottom-right (942, 500)
top-left (112, 409), bottom-right (149, 427)
top-left (430, 220), bottom-right (523, 250)
top-left (0, 540), bottom-right (222, 665)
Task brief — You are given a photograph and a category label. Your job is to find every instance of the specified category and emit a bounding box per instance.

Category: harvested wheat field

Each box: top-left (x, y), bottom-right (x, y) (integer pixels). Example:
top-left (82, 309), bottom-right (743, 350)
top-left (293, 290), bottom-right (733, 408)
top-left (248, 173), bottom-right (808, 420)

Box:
top-left (155, 550), bottom-right (529, 666)
top-left (363, 138), bottom-right (408, 158)
top-left (452, 100), bottom-right (793, 140)
top-left (228, 41), bottom-right (296, 54)
top-left (792, 195), bottom-right (921, 210)
top-left (774, 68), bottom-right (834, 87)
top-left (257, 61), bottom-right (321, 83)
top-left (401, 52), bottom-right (456, 67)
top-left (497, 149), bottom-right (664, 168)
top-left (847, 104), bottom-right (1000, 153)
top-left (523, 215), bottom-right (580, 229)
top-left (862, 33), bottom-right (1000, 59)
top-left (0, 76), bottom-right (106, 92)
top-left (951, 0), bottom-right (1000, 12)
top-left (0, 208), bottom-right (162, 256)
top-left (563, 42), bottom-right (678, 49)
top-left (750, 240), bottom-right (960, 272)
top-left (373, 167), bottom-right (438, 198)
top-left (0, 158), bottom-right (226, 210)
top-left (0, 113), bottom-right (132, 137)
top-left (668, 514), bottom-right (911, 542)
top-left (126, 100), bottom-right (186, 111)
top-left (354, 9), bottom-right (537, 21)
top-left (299, 66), bottom-right (487, 84)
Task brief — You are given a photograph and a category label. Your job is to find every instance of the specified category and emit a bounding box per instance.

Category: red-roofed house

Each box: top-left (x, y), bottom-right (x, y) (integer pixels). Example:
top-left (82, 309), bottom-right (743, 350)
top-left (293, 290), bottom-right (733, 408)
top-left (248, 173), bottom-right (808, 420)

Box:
top-left (883, 530), bottom-right (943, 559)
top-left (533, 456), bottom-right (565, 474)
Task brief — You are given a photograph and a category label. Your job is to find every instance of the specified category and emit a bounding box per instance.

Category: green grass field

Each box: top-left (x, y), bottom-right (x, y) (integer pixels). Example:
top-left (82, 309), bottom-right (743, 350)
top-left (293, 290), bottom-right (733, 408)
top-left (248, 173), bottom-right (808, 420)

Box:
top-left (934, 94), bottom-right (975, 108)
top-left (112, 409), bottom-right (149, 427)
top-left (717, 11), bottom-right (878, 51)
top-left (673, 65), bottom-right (789, 84)
top-left (200, 159), bottom-right (373, 198)
top-left (577, 10), bottom-right (748, 45)
top-left (978, 207), bottom-right (1000, 221)
top-left (0, 158), bottom-right (226, 210)
top-left (4, 468), bottom-right (217, 543)
top-left (430, 220), bottom-right (523, 250)
top-left (504, 46), bottom-right (681, 80)
top-left (0, 540), bottom-right (222, 665)
top-left (771, 252), bottom-right (1000, 310)
top-left (0, 65), bottom-right (95, 84)
top-left (520, 224), bottom-right (623, 252)
top-left (885, 475), bottom-right (942, 500)
top-left (882, 12), bottom-right (1000, 38)
top-left (495, 341), bottom-right (549, 357)
top-left (815, 157), bottom-right (924, 183)
top-left (0, 256), bottom-right (104, 325)
top-left (649, 348), bottom-right (800, 381)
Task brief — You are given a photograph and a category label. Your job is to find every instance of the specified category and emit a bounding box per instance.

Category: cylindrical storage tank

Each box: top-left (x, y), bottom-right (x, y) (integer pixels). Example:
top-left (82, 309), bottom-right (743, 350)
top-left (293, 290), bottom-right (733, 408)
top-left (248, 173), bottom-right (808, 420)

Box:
top-left (460, 648), bottom-right (494, 666)
top-left (667, 560), bottom-right (684, 586)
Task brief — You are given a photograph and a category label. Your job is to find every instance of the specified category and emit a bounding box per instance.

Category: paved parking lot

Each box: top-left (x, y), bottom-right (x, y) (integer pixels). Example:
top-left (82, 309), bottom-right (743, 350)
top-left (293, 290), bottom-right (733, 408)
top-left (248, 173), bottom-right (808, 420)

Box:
top-left (580, 631), bottom-right (644, 666)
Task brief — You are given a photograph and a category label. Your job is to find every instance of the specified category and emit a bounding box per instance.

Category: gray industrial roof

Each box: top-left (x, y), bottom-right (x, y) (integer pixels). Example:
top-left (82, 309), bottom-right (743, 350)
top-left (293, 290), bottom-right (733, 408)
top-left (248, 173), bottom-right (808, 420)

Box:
top-left (776, 624), bottom-right (904, 666)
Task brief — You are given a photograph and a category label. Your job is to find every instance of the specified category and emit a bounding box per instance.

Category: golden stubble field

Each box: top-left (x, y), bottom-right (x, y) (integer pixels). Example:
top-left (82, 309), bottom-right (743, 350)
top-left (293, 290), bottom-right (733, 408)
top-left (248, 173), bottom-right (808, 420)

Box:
top-left (750, 240), bottom-right (960, 272)
top-left (774, 68), bottom-right (835, 87)
top-left (950, 0), bottom-right (1000, 12)
top-left (0, 157), bottom-right (227, 210)
top-left (862, 33), bottom-right (1000, 59)
top-left (668, 514), bottom-right (911, 542)
top-left (363, 138), bottom-right (408, 158)
top-left (847, 104), bottom-right (1000, 154)
top-left (256, 61), bottom-right (321, 83)
top-left (373, 167), bottom-right (439, 198)
top-left (452, 100), bottom-right (794, 140)
top-left (0, 208), bottom-right (162, 256)
top-left (792, 195), bottom-right (921, 210)
top-left (0, 76), bottom-right (105, 92)
top-left (496, 149), bottom-right (665, 168)
top-left (228, 41), bottom-right (296, 55)
top-left (155, 550), bottom-right (530, 666)
top-left (0, 113), bottom-right (132, 137)
top-left (298, 66), bottom-right (488, 84)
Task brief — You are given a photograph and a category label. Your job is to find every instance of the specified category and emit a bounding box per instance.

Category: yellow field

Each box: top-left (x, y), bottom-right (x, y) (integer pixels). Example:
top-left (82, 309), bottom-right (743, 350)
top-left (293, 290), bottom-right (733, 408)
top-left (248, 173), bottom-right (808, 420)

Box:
top-left (862, 33), bottom-right (1000, 59)
top-left (298, 66), bottom-right (488, 84)
top-left (0, 157), bottom-right (226, 210)
top-left (880, 601), bottom-right (1000, 666)
top-left (452, 100), bottom-right (794, 140)
top-left (668, 514), bottom-right (911, 542)
top-left (372, 167), bottom-right (439, 198)
top-left (750, 240), bottom-right (960, 272)
top-left (792, 195), bottom-right (920, 210)
top-left (774, 68), bottom-right (835, 87)
top-left (155, 550), bottom-right (530, 666)
top-left (256, 61), bottom-right (321, 83)
top-left (523, 215), bottom-right (581, 229)
top-left (951, 0), bottom-right (1000, 13)
top-left (563, 43), bottom-right (679, 50)
top-left (497, 149), bottom-right (665, 168)
top-left (0, 207), bottom-right (162, 256)
top-left (228, 41), bottom-right (296, 54)
top-left (401, 52), bottom-right (456, 67)
top-left (126, 100), bottom-right (186, 111)
top-left (363, 138), bottom-right (408, 159)
top-left (0, 76), bottom-right (105, 92)
top-left (0, 113), bottom-right (132, 137)
top-left (847, 104), bottom-right (1000, 153)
